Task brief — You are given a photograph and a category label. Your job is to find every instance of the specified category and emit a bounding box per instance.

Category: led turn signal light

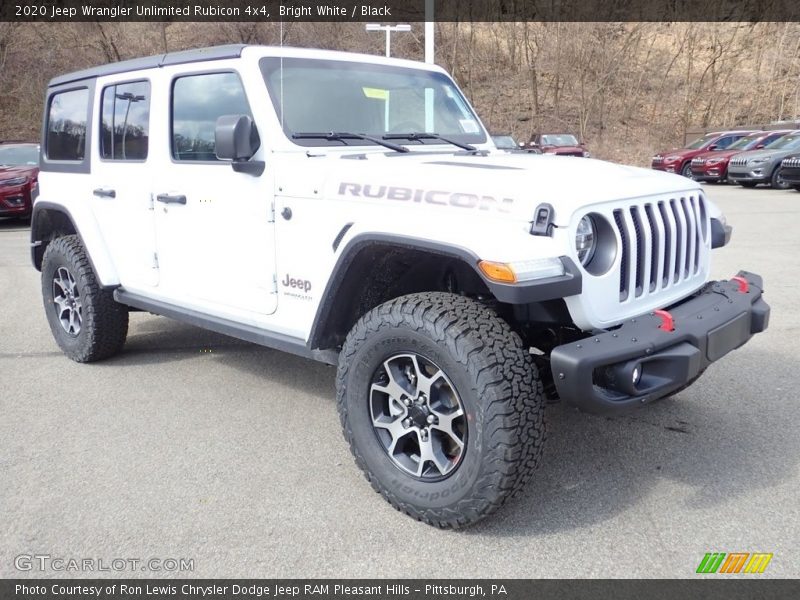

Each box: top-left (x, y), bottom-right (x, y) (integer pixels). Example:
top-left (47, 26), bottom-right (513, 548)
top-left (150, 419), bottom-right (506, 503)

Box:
top-left (478, 260), bottom-right (517, 283)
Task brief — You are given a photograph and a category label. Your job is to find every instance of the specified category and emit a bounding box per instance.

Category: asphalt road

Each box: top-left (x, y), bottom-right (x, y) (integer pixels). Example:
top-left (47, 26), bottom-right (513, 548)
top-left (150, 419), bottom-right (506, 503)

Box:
top-left (1, 183), bottom-right (798, 579)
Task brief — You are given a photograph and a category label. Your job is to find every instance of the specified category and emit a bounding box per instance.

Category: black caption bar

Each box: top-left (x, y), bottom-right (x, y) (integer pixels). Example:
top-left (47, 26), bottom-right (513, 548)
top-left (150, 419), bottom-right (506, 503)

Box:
top-left (2, 580), bottom-right (800, 600)
top-left (2, 0), bottom-right (800, 22)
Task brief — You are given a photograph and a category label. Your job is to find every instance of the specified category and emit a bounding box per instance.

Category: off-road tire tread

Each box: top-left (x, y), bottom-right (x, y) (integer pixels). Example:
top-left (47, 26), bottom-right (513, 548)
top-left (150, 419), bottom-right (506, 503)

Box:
top-left (336, 292), bottom-right (545, 529)
top-left (42, 235), bottom-right (128, 362)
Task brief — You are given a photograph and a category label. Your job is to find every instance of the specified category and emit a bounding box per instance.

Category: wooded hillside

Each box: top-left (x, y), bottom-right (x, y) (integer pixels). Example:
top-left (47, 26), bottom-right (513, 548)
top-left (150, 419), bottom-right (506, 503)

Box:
top-left (1, 21), bottom-right (798, 164)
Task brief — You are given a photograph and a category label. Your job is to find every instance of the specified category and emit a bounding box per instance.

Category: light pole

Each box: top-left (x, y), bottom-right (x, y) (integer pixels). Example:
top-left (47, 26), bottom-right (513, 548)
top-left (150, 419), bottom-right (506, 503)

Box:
top-left (365, 23), bottom-right (412, 58)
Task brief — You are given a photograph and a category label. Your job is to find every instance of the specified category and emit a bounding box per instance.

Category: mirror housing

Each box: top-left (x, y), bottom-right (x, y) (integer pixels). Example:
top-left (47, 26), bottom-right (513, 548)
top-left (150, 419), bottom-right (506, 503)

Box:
top-left (708, 144), bottom-right (718, 151)
top-left (215, 115), bottom-right (264, 175)
top-left (755, 144), bottom-right (765, 149)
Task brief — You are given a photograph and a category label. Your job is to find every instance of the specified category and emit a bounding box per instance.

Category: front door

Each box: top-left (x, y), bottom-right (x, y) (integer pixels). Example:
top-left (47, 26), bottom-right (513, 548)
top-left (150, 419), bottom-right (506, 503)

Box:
top-left (152, 70), bottom-right (276, 316)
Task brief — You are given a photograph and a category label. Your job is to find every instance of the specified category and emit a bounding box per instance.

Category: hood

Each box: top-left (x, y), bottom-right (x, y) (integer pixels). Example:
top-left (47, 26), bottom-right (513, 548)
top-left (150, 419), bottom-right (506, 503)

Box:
top-left (285, 150), bottom-right (702, 227)
top-left (542, 145), bottom-right (585, 154)
top-left (731, 147), bottom-right (800, 162)
top-left (0, 165), bottom-right (38, 180)
top-left (693, 149), bottom-right (740, 161)
top-left (654, 148), bottom-right (701, 159)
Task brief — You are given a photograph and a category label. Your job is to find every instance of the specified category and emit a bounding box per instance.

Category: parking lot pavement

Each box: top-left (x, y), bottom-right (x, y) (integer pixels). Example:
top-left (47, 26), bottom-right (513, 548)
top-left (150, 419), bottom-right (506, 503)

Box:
top-left (1, 184), bottom-right (799, 579)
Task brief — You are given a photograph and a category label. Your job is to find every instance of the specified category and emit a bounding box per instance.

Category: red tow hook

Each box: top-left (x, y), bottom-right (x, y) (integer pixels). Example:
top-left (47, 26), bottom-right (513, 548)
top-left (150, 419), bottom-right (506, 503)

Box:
top-left (731, 275), bottom-right (750, 293)
top-left (653, 309), bottom-right (675, 332)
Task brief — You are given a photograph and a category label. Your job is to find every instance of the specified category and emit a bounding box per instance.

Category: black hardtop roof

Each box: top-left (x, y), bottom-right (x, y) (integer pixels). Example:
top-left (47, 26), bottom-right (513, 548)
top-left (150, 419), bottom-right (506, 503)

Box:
top-left (48, 44), bottom-right (248, 87)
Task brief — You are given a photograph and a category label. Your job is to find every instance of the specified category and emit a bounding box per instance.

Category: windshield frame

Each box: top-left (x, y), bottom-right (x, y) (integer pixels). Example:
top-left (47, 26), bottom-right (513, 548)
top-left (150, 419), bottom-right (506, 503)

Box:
top-left (0, 143), bottom-right (40, 167)
top-left (259, 56), bottom-right (488, 149)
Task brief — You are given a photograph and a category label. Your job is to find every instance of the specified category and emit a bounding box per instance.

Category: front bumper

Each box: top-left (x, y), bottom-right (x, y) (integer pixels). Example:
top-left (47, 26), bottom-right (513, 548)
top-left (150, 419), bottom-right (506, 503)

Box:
top-left (728, 168), bottom-right (770, 184)
top-left (550, 272), bottom-right (769, 414)
top-left (0, 185), bottom-right (33, 216)
top-left (690, 165), bottom-right (727, 182)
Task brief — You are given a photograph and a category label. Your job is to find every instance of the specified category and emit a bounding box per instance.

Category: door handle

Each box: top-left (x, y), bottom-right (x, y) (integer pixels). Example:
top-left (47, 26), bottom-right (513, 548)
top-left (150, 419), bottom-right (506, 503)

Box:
top-left (156, 194), bottom-right (187, 205)
top-left (93, 188), bottom-right (116, 198)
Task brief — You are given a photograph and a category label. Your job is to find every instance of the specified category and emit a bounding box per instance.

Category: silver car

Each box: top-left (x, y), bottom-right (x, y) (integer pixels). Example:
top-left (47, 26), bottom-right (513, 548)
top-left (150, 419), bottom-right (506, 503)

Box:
top-left (727, 131), bottom-right (800, 189)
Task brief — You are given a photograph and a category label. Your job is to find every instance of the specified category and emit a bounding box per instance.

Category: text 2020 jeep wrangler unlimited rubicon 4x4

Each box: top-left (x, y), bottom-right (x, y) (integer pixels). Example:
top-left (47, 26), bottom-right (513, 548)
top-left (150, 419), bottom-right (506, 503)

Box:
top-left (31, 45), bottom-right (769, 528)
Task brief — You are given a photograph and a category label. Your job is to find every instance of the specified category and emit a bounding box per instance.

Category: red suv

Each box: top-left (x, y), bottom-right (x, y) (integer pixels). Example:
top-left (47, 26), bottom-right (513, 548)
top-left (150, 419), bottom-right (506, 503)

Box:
top-left (528, 133), bottom-right (590, 157)
top-left (651, 130), bottom-right (757, 178)
top-left (690, 130), bottom-right (794, 183)
top-left (0, 142), bottom-right (40, 219)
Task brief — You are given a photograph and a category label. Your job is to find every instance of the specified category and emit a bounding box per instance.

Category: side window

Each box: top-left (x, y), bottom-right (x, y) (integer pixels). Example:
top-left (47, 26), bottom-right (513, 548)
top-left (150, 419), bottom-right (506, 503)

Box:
top-left (100, 81), bottom-right (151, 160)
top-left (715, 136), bottom-right (734, 148)
top-left (171, 72), bottom-right (252, 162)
top-left (46, 88), bottom-right (89, 161)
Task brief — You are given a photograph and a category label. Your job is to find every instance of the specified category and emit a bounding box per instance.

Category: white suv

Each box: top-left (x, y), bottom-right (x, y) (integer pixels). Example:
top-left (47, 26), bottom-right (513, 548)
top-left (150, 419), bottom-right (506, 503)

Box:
top-left (31, 45), bottom-right (769, 528)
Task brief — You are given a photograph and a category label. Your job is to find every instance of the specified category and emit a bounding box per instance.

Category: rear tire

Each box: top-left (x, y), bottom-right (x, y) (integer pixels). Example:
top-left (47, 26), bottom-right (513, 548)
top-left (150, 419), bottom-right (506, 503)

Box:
top-left (41, 235), bottom-right (128, 362)
top-left (336, 292), bottom-right (545, 528)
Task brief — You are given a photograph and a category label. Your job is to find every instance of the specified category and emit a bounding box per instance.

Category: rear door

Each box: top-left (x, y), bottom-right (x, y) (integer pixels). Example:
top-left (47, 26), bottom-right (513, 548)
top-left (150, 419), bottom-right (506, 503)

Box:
top-left (89, 78), bottom-right (158, 289)
top-left (151, 69), bottom-right (277, 315)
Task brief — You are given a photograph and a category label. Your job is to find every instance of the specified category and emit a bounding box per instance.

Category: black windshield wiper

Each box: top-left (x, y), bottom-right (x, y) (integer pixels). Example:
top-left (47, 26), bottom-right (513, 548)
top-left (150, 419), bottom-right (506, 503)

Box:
top-left (292, 132), bottom-right (409, 153)
top-left (383, 132), bottom-right (477, 152)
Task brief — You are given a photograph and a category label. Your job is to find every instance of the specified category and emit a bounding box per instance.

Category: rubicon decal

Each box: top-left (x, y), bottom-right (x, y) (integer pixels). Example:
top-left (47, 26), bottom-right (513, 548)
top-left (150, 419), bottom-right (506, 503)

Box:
top-left (338, 182), bottom-right (514, 212)
top-left (696, 552), bottom-right (773, 574)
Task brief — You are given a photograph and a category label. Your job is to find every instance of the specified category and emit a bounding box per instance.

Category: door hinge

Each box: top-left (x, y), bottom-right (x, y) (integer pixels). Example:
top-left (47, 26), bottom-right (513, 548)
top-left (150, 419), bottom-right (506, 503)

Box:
top-left (272, 273), bottom-right (278, 294)
top-left (149, 193), bottom-right (155, 210)
top-left (152, 252), bottom-right (159, 270)
top-left (269, 201), bottom-right (276, 223)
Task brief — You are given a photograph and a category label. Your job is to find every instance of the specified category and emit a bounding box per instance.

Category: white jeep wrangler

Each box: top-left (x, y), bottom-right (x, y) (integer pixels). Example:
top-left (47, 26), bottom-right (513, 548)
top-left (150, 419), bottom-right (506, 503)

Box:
top-left (31, 45), bottom-right (769, 528)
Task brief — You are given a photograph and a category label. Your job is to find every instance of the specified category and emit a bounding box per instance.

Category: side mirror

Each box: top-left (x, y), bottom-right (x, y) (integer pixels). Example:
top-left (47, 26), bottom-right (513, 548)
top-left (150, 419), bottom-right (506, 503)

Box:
top-left (755, 144), bottom-right (765, 149)
top-left (215, 114), bottom-right (264, 175)
top-left (708, 144), bottom-right (718, 151)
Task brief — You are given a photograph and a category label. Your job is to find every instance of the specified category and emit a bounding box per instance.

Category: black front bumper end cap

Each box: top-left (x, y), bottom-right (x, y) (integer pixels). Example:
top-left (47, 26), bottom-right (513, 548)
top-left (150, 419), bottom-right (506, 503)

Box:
top-left (549, 271), bottom-right (770, 415)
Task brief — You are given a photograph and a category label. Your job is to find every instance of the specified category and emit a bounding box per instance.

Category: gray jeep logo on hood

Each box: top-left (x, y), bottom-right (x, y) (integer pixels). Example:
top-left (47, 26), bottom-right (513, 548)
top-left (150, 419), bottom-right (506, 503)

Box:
top-left (338, 182), bottom-right (514, 213)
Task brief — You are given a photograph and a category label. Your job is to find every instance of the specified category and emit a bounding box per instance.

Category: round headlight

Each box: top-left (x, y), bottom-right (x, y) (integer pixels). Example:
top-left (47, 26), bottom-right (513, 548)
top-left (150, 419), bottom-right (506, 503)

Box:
top-left (576, 215), bottom-right (597, 266)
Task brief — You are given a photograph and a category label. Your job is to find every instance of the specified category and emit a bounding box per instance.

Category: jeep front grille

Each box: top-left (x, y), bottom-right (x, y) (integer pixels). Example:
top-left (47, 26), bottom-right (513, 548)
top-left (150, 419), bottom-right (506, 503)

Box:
top-left (612, 195), bottom-right (707, 302)
top-left (691, 157), bottom-right (705, 165)
top-left (782, 157), bottom-right (800, 168)
top-left (729, 157), bottom-right (748, 167)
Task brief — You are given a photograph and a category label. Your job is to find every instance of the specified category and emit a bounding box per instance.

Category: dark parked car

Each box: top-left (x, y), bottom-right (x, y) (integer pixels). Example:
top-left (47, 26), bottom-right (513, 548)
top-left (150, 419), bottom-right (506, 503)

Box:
top-left (0, 142), bottom-right (40, 219)
top-left (728, 131), bottom-right (800, 189)
top-left (651, 130), bottom-right (757, 178)
top-left (529, 133), bottom-right (589, 157)
top-left (690, 130), bottom-right (794, 183)
top-left (492, 134), bottom-right (542, 154)
top-left (778, 154), bottom-right (800, 191)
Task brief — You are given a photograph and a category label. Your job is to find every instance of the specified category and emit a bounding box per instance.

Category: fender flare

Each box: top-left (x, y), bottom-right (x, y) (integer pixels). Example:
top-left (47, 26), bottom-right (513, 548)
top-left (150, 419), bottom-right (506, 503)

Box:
top-left (308, 232), bottom-right (581, 350)
top-left (30, 201), bottom-right (120, 287)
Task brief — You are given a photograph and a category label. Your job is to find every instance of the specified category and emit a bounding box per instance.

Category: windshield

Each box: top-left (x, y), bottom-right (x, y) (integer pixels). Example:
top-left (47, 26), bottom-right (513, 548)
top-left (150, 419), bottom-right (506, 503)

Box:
top-left (0, 144), bottom-right (39, 166)
top-left (260, 57), bottom-right (486, 147)
top-left (726, 134), bottom-right (762, 150)
top-left (685, 134), bottom-right (716, 150)
top-left (492, 135), bottom-right (517, 149)
top-left (765, 134), bottom-right (800, 150)
top-left (541, 134), bottom-right (579, 146)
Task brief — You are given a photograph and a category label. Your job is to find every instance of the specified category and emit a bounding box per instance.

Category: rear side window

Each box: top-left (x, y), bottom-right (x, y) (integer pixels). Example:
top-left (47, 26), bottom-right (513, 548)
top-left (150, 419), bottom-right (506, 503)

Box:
top-left (171, 72), bottom-right (252, 162)
top-left (46, 88), bottom-right (89, 161)
top-left (100, 81), bottom-right (151, 160)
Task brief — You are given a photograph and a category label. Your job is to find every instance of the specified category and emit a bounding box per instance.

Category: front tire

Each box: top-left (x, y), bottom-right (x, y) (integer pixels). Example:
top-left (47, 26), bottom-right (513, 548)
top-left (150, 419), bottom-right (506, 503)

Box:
top-left (771, 168), bottom-right (790, 190)
top-left (336, 292), bottom-right (545, 528)
top-left (41, 235), bottom-right (128, 362)
top-left (681, 163), bottom-right (694, 179)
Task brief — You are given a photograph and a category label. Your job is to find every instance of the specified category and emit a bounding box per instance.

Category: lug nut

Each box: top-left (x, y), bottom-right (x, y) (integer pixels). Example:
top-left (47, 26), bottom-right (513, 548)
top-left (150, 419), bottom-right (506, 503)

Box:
top-left (402, 418), bottom-right (412, 428)
top-left (420, 430), bottom-right (428, 441)
top-left (403, 397), bottom-right (411, 406)
top-left (426, 415), bottom-right (436, 424)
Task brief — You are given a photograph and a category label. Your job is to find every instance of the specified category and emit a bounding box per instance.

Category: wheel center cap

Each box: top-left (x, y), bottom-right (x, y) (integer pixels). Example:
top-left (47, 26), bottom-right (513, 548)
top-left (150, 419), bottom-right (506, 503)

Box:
top-left (408, 405), bottom-right (429, 428)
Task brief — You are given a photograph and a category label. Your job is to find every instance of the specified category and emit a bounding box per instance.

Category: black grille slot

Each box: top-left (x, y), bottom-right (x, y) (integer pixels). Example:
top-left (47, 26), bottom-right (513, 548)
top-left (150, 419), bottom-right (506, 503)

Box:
top-left (669, 200), bottom-right (684, 282)
top-left (613, 209), bottom-right (629, 301)
top-left (644, 204), bottom-right (660, 292)
top-left (680, 197), bottom-right (694, 276)
top-left (658, 201), bottom-right (672, 287)
top-left (630, 206), bottom-right (645, 297)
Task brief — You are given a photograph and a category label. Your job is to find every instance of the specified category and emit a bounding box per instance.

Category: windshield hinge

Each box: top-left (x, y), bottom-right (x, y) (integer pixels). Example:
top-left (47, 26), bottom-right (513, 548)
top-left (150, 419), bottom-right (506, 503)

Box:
top-left (530, 203), bottom-right (555, 237)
